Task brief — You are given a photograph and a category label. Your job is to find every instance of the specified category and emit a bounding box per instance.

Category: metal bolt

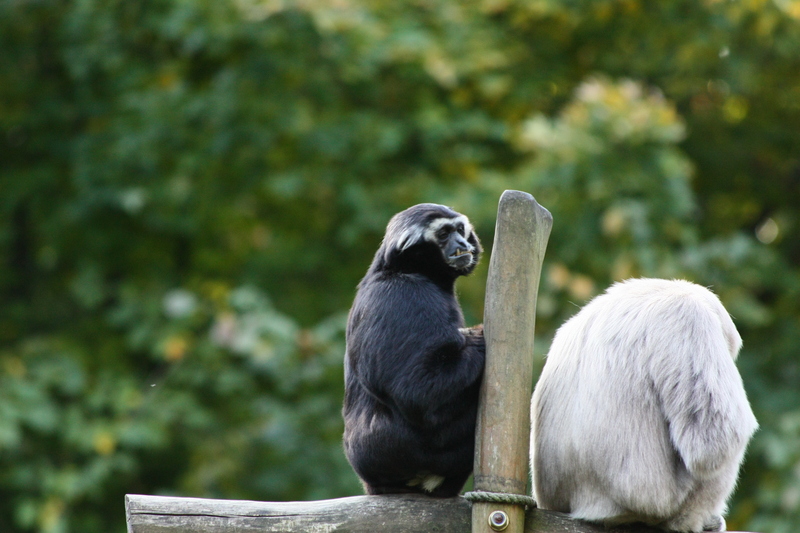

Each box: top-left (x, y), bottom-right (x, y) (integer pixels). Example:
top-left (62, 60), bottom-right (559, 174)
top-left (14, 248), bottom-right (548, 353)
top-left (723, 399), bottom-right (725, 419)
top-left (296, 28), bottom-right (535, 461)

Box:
top-left (488, 510), bottom-right (509, 531)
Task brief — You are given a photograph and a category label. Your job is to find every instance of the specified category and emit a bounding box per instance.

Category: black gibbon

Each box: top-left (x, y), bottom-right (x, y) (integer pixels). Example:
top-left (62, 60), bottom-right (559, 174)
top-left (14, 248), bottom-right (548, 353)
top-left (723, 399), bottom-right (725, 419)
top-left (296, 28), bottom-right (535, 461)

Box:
top-left (531, 278), bottom-right (758, 532)
top-left (343, 203), bottom-right (485, 497)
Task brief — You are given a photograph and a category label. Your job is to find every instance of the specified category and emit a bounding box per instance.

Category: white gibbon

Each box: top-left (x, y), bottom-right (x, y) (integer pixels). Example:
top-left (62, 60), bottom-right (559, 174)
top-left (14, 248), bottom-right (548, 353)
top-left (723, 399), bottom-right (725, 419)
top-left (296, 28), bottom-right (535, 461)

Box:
top-left (531, 278), bottom-right (757, 532)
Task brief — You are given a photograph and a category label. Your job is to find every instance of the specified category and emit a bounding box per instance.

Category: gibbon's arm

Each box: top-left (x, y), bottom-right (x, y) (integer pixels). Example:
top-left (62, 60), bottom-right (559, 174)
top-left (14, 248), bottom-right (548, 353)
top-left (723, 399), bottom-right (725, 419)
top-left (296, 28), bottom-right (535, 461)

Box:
top-left (388, 329), bottom-right (484, 430)
top-left (648, 297), bottom-right (757, 478)
top-left (353, 277), bottom-right (485, 428)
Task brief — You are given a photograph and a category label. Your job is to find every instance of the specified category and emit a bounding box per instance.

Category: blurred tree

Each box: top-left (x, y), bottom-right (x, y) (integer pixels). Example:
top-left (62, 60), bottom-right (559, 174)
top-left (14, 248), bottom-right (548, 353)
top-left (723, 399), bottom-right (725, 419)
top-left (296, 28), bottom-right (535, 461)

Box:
top-left (1, 0), bottom-right (799, 532)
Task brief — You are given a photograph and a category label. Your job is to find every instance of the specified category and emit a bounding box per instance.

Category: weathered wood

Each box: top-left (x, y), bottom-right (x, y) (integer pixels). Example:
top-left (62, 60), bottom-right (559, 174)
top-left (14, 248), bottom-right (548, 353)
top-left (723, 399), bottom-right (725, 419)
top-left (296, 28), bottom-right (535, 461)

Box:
top-left (472, 191), bottom-right (552, 533)
top-left (125, 494), bottom-right (470, 533)
top-left (128, 494), bottom-right (751, 533)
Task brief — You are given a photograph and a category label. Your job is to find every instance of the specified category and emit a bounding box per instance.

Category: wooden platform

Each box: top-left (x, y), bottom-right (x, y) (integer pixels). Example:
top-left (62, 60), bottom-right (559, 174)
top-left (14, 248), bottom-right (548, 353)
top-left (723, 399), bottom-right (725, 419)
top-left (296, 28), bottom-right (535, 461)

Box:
top-left (125, 493), bottom-right (753, 533)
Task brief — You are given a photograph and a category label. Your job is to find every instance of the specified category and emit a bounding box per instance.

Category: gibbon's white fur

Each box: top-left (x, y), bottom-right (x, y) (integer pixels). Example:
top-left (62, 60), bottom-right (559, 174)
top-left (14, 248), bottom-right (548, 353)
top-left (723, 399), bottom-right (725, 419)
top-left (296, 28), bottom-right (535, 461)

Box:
top-left (530, 278), bottom-right (757, 532)
top-left (384, 208), bottom-right (474, 254)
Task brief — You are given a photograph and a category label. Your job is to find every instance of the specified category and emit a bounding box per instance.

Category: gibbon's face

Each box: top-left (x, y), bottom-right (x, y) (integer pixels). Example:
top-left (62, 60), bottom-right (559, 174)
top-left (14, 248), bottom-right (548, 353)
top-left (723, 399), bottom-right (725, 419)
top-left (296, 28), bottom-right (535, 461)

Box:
top-left (384, 204), bottom-right (481, 275)
top-left (424, 215), bottom-right (478, 272)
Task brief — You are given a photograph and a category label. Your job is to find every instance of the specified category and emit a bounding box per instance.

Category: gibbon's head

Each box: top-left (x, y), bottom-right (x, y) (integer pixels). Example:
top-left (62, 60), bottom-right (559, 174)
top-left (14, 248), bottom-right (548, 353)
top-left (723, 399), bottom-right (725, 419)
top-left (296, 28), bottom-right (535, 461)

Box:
top-left (379, 203), bottom-right (482, 277)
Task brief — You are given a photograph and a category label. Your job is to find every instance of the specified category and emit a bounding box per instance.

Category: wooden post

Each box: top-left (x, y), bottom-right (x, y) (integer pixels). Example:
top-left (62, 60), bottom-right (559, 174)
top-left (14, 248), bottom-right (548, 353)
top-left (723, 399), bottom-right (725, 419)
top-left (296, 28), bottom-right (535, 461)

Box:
top-left (471, 191), bottom-right (552, 533)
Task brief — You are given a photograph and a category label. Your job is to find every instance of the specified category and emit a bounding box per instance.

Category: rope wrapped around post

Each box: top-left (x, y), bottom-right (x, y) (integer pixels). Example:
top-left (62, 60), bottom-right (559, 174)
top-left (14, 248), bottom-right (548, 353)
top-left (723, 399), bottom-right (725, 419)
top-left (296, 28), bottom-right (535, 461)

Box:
top-left (463, 490), bottom-right (537, 509)
top-left (469, 191), bottom-right (552, 533)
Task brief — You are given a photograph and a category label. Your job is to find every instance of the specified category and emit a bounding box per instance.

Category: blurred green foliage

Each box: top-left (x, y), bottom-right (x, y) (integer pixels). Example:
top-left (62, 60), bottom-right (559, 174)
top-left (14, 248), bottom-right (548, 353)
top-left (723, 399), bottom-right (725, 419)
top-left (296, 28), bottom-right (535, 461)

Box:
top-left (1, 0), bottom-right (799, 531)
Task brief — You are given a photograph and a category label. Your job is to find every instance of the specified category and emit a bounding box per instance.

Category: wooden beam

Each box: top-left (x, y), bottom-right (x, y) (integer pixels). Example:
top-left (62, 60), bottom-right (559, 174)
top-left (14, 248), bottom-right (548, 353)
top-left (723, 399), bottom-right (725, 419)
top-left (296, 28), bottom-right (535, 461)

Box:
top-left (126, 493), bottom-right (703, 533)
top-left (471, 190), bottom-right (552, 533)
top-left (125, 494), bottom-right (469, 533)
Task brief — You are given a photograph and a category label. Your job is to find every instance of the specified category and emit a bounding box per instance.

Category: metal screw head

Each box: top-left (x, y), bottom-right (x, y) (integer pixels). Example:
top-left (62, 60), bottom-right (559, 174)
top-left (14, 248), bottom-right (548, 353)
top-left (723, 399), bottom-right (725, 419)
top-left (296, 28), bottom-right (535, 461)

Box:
top-left (488, 510), bottom-right (509, 531)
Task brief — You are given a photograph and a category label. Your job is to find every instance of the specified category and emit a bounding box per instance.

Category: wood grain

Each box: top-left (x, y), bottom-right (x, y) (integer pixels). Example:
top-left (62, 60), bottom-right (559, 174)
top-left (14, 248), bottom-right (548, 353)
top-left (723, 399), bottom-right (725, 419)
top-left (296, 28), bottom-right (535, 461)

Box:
top-left (127, 494), bottom-right (746, 533)
top-left (471, 190), bottom-right (552, 533)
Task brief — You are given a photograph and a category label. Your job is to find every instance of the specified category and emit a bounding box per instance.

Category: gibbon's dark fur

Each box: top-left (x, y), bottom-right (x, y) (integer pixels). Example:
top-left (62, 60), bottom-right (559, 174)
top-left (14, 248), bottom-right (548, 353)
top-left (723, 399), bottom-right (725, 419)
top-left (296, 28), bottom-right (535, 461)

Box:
top-left (343, 203), bottom-right (485, 497)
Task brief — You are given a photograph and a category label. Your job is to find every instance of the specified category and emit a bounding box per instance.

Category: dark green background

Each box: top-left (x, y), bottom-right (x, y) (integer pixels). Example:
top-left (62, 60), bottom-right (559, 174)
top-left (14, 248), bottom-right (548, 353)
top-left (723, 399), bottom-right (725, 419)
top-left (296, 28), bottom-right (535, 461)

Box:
top-left (2, 1), bottom-right (799, 531)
